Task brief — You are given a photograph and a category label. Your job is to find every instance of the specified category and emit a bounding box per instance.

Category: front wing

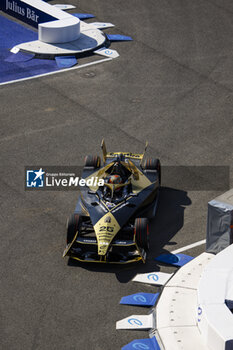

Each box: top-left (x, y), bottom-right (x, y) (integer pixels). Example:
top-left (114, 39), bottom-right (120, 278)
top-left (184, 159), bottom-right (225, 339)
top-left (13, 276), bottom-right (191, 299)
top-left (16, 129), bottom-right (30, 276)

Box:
top-left (63, 235), bottom-right (146, 264)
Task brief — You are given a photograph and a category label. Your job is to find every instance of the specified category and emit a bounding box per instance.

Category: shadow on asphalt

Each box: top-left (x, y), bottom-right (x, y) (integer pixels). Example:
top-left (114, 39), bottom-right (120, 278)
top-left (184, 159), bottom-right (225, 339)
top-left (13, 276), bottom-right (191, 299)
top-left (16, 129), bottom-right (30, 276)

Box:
top-left (67, 186), bottom-right (191, 282)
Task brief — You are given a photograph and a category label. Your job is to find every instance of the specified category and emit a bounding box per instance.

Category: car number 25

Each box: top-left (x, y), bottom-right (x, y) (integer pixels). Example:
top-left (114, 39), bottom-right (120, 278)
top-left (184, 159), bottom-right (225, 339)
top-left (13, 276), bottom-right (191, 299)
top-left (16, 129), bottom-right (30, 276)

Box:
top-left (99, 226), bottom-right (114, 233)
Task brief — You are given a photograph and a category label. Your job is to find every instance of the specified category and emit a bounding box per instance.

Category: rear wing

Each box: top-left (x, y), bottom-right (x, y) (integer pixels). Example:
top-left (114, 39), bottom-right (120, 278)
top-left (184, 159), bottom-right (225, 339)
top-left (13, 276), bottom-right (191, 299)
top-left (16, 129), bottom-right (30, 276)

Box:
top-left (101, 139), bottom-right (148, 165)
top-left (101, 139), bottom-right (107, 163)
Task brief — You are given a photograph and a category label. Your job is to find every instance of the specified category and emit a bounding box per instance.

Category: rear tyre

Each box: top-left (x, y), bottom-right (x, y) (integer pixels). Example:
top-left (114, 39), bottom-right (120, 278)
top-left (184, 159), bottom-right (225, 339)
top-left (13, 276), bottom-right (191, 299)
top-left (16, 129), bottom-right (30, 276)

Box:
top-left (66, 214), bottom-right (82, 244)
top-left (134, 218), bottom-right (149, 251)
top-left (84, 155), bottom-right (101, 168)
top-left (144, 158), bottom-right (161, 185)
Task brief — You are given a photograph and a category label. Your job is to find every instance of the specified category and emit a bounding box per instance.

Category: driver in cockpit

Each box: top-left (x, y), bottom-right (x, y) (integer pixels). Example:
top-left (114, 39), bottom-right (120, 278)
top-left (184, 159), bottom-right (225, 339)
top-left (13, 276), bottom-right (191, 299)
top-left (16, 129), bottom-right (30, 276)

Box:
top-left (103, 162), bottom-right (131, 201)
top-left (109, 161), bottom-right (129, 181)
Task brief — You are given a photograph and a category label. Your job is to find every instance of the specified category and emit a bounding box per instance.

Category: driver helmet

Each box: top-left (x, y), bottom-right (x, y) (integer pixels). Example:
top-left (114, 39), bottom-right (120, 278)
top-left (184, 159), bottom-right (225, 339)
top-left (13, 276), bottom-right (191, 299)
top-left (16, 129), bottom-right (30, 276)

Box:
top-left (108, 175), bottom-right (122, 185)
top-left (112, 162), bottom-right (122, 175)
top-left (104, 175), bottom-right (123, 198)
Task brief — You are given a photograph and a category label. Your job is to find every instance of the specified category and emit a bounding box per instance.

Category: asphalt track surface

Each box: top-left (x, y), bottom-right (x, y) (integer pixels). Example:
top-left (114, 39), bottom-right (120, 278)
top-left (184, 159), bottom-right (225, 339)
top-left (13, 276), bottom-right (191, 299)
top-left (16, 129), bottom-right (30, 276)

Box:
top-left (1, 1), bottom-right (233, 349)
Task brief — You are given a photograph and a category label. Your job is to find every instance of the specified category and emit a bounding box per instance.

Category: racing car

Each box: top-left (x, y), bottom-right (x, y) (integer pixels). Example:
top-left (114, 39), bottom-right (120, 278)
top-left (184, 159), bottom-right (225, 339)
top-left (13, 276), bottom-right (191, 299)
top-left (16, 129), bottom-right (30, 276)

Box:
top-left (63, 140), bottom-right (161, 263)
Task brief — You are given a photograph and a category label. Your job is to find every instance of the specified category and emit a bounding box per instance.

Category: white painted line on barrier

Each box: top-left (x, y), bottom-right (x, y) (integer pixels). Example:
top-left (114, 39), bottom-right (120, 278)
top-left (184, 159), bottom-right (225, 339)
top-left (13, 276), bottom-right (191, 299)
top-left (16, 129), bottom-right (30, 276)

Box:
top-left (171, 239), bottom-right (206, 254)
top-left (0, 57), bottom-right (112, 86)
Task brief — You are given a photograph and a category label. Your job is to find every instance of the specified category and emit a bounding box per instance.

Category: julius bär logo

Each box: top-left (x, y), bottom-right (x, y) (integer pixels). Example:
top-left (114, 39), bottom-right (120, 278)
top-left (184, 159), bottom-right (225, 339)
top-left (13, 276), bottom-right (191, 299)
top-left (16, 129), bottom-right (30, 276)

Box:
top-left (26, 168), bottom-right (45, 188)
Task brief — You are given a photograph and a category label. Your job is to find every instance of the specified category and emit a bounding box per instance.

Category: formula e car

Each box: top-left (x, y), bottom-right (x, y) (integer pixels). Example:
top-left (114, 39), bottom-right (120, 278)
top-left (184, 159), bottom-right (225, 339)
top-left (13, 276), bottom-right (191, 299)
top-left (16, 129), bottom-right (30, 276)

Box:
top-left (63, 140), bottom-right (161, 263)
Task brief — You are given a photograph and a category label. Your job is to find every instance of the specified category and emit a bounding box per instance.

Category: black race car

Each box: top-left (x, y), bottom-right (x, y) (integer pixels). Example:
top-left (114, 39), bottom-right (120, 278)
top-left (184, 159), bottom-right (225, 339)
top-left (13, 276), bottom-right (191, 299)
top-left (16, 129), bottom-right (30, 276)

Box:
top-left (63, 140), bottom-right (161, 263)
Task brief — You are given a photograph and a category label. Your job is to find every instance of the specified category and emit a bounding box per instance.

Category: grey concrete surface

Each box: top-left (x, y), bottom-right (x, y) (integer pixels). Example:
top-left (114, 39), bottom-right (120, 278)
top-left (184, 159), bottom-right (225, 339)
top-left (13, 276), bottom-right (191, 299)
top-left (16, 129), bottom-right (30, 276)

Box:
top-left (0, 0), bottom-right (232, 349)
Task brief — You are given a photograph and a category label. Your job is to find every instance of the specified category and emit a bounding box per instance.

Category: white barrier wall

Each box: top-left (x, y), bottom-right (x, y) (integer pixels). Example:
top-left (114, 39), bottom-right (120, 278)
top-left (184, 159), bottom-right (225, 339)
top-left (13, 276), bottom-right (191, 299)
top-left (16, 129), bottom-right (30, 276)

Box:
top-left (38, 17), bottom-right (80, 43)
top-left (27, 0), bottom-right (80, 43)
top-left (197, 244), bottom-right (233, 350)
top-left (2, 0), bottom-right (81, 44)
top-left (155, 253), bottom-right (214, 350)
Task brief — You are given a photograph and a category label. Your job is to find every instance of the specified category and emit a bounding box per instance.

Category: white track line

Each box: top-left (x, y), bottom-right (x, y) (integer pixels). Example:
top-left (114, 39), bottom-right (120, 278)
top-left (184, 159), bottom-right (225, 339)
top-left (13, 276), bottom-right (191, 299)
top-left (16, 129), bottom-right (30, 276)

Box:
top-left (0, 57), bottom-right (112, 86)
top-left (171, 239), bottom-right (206, 254)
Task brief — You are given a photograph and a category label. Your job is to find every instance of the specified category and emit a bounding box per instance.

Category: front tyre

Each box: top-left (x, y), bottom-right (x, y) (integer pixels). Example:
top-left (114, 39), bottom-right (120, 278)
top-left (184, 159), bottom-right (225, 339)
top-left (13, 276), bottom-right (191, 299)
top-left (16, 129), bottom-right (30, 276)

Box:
top-left (66, 214), bottom-right (82, 244)
top-left (144, 158), bottom-right (161, 185)
top-left (134, 218), bottom-right (149, 251)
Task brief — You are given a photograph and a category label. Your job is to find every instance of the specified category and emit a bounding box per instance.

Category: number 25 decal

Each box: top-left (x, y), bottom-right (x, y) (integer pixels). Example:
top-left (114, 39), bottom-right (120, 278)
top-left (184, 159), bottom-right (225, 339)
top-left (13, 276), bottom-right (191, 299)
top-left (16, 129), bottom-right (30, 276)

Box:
top-left (99, 226), bottom-right (114, 232)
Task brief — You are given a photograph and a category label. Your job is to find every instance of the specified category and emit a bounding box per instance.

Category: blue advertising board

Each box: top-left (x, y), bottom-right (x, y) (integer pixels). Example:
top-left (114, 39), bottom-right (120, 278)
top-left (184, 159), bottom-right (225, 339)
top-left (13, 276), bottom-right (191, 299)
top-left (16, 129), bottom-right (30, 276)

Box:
top-left (0, 0), bottom-right (56, 28)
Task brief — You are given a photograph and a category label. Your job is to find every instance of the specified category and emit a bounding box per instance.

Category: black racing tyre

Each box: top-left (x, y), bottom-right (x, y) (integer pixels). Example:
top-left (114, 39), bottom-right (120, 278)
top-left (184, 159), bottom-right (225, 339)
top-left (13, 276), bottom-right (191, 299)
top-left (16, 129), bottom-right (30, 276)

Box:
top-left (84, 155), bottom-right (101, 168)
top-left (144, 158), bottom-right (161, 185)
top-left (66, 214), bottom-right (82, 244)
top-left (134, 218), bottom-right (149, 251)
